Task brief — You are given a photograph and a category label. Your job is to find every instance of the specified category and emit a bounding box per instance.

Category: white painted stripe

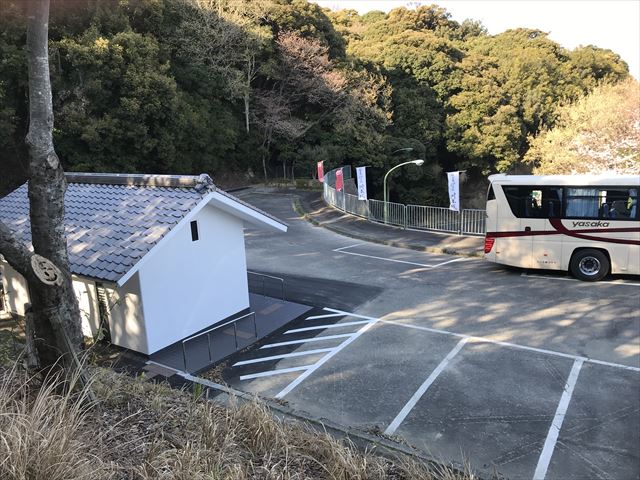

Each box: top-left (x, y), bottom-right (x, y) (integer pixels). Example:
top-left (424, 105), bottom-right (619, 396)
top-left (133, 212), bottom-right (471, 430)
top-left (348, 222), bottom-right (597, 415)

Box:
top-left (239, 365), bottom-right (312, 381)
top-left (233, 348), bottom-right (334, 366)
top-left (378, 319), bottom-right (466, 339)
top-left (332, 248), bottom-right (433, 268)
top-left (260, 333), bottom-right (353, 349)
top-left (322, 308), bottom-right (380, 321)
top-left (533, 358), bottom-right (584, 480)
top-left (332, 248), bottom-right (467, 269)
top-left (429, 257), bottom-right (467, 268)
top-left (334, 243), bottom-right (366, 252)
top-left (384, 338), bottom-right (469, 435)
top-left (275, 319), bottom-right (378, 398)
top-left (380, 320), bottom-right (640, 372)
top-left (327, 309), bottom-right (640, 372)
top-left (587, 357), bottom-right (640, 372)
top-left (285, 320), bottom-right (371, 334)
top-left (305, 313), bottom-right (345, 320)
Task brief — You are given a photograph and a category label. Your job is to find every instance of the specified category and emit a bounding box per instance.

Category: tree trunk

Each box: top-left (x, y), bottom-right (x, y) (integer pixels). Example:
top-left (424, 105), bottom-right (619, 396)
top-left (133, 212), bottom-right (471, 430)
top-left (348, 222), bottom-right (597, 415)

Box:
top-left (26, 0), bottom-right (83, 367)
top-left (0, 0), bottom-right (83, 373)
top-left (244, 91), bottom-right (250, 133)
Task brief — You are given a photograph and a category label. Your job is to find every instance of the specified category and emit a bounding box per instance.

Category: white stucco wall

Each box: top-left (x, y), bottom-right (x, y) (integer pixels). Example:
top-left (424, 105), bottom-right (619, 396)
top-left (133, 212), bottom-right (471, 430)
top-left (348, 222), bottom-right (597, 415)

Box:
top-left (0, 261), bottom-right (30, 317)
top-left (73, 277), bottom-right (100, 338)
top-left (139, 204), bottom-right (249, 354)
top-left (103, 275), bottom-right (148, 353)
top-left (0, 260), bottom-right (101, 338)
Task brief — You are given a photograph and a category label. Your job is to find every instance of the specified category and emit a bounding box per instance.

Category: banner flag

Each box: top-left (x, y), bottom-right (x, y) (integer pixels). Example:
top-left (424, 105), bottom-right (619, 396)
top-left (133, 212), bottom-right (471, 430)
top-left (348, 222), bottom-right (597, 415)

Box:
top-left (447, 171), bottom-right (460, 212)
top-left (317, 161), bottom-right (324, 182)
top-left (335, 168), bottom-right (344, 192)
top-left (356, 166), bottom-right (367, 200)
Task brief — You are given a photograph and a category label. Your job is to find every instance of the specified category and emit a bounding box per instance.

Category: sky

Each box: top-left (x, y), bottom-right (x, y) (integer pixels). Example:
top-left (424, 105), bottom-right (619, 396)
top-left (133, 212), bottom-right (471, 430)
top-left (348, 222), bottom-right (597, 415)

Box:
top-left (312, 0), bottom-right (640, 79)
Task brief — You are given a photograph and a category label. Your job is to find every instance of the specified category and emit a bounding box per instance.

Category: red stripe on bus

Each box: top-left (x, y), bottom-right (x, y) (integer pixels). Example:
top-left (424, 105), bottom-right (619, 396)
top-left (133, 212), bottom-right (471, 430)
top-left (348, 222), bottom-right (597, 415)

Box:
top-left (486, 221), bottom-right (640, 246)
top-left (549, 219), bottom-right (640, 245)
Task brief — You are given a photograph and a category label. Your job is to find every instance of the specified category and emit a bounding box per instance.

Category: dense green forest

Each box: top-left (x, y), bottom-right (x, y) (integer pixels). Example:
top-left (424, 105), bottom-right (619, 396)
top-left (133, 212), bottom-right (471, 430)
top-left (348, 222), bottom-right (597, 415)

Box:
top-left (0, 0), bottom-right (632, 204)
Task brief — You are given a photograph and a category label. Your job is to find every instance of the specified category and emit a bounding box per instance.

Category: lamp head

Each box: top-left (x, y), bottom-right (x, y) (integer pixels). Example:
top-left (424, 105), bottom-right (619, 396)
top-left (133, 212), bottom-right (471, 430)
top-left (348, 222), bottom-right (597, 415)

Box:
top-left (413, 159), bottom-right (425, 166)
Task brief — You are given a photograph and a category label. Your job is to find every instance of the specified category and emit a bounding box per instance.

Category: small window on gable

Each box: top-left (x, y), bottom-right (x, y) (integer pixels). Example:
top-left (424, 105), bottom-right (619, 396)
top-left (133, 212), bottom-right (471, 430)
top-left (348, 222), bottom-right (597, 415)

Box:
top-left (190, 220), bottom-right (199, 242)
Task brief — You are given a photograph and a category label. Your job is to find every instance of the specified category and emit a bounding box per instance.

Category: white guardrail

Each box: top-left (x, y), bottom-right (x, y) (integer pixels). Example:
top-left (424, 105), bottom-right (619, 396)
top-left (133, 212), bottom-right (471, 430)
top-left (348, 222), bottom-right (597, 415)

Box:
top-left (322, 167), bottom-right (486, 236)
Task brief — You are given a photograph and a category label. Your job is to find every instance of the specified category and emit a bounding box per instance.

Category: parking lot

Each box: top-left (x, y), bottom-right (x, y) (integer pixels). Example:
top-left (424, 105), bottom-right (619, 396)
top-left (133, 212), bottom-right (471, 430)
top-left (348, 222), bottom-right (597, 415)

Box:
top-left (218, 190), bottom-right (640, 479)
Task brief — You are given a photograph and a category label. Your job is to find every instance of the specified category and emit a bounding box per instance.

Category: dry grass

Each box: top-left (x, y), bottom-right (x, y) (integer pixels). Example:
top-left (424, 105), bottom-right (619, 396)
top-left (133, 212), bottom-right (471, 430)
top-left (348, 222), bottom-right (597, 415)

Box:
top-left (0, 364), bottom-right (477, 480)
top-left (0, 364), bottom-right (106, 480)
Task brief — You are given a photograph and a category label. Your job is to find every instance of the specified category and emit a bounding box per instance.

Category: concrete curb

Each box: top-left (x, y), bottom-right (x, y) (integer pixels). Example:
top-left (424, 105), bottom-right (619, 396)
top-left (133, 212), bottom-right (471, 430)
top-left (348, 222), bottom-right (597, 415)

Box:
top-left (180, 373), bottom-right (484, 479)
top-left (292, 196), bottom-right (483, 259)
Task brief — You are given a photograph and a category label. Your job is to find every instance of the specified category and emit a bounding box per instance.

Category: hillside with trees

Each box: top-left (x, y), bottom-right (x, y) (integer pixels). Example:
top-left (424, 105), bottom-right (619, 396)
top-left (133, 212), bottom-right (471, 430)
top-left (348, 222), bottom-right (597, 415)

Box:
top-left (525, 78), bottom-right (639, 174)
top-left (0, 0), bottom-right (633, 203)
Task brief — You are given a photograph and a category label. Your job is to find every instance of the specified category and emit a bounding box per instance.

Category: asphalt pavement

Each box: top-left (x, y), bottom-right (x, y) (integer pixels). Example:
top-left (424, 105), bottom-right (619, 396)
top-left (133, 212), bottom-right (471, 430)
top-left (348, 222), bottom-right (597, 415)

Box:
top-left (213, 187), bottom-right (640, 480)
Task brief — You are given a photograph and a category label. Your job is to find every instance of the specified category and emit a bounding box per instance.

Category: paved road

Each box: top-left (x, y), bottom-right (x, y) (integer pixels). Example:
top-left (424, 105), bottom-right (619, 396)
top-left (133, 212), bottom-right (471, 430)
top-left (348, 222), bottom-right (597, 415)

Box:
top-left (226, 189), bottom-right (640, 480)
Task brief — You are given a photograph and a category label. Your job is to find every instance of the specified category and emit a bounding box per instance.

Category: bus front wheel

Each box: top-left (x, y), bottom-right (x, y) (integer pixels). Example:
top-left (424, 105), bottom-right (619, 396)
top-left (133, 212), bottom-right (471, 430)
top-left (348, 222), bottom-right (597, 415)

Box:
top-left (570, 249), bottom-right (609, 282)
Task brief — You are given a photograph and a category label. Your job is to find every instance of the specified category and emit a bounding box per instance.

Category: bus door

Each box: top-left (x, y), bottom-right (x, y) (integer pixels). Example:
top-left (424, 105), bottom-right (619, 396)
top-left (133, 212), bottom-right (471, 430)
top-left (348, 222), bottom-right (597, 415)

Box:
top-left (499, 186), bottom-right (535, 268)
top-left (531, 187), bottom-right (564, 270)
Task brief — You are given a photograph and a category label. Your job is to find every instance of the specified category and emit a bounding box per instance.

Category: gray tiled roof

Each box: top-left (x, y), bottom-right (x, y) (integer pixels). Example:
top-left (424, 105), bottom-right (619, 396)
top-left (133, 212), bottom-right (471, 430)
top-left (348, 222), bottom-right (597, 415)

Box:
top-left (0, 174), bottom-right (260, 283)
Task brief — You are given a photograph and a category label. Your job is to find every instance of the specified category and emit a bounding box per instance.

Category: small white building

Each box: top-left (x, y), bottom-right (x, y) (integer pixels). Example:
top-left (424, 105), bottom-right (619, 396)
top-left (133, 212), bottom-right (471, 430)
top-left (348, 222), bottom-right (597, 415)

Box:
top-left (0, 173), bottom-right (286, 355)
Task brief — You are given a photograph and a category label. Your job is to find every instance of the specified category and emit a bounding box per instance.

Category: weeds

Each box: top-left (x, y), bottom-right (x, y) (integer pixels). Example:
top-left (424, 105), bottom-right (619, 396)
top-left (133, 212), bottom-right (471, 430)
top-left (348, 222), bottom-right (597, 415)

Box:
top-left (0, 364), bottom-right (476, 479)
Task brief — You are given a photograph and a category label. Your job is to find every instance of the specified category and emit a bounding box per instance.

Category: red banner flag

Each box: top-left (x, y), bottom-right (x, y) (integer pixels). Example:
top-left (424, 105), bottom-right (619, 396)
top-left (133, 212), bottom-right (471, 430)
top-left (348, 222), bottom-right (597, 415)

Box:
top-left (317, 161), bottom-right (324, 182)
top-left (335, 168), bottom-right (343, 192)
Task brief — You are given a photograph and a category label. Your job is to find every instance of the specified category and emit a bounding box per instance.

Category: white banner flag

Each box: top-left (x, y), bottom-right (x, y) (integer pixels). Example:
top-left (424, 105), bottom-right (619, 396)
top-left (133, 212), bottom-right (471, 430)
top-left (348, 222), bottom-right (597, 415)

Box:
top-left (356, 166), bottom-right (368, 200)
top-left (447, 171), bottom-right (460, 212)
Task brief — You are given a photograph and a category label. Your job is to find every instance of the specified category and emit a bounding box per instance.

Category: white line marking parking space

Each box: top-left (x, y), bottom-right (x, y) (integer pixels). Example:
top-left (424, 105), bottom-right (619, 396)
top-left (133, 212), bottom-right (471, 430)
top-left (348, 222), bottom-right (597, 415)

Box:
top-left (260, 333), bottom-right (353, 349)
top-left (385, 338), bottom-right (469, 435)
top-left (533, 358), bottom-right (584, 480)
top-left (233, 348), bottom-right (335, 366)
top-left (285, 320), bottom-right (371, 334)
top-left (305, 313), bottom-right (346, 320)
top-left (240, 365), bottom-right (313, 381)
top-left (334, 243), bottom-right (366, 252)
top-left (275, 317), bottom-right (378, 399)
top-left (326, 308), bottom-right (640, 372)
top-left (333, 245), bottom-right (467, 269)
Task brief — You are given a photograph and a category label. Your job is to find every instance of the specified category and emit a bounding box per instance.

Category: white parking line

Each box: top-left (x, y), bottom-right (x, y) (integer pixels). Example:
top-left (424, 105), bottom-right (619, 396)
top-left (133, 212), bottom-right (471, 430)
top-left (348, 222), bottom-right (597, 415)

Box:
top-left (285, 320), bottom-right (371, 334)
top-left (334, 243), bottom-right (366, 252)
top-left (521, 272), bottom-right (640, 287)
top-left (533, 358), bottom-right (584, 480)
top-left (333, 245), bottom-right (467, 269)
top-left (429, 257), bottom-right (468, 269)
top-left (260, 333), bottom-right (354, 349)
top-left (233, 348), bottom-right (335, 366)
top-left (384, 338), bottom-right (469, 435)
top-left (275, 318), bottom-right (378, 398)
top-left (323, 308), bottom-right (379, 321)
top-left (305, 313), bottom-right (345, 320)
top-left (240, 365), bottom-right (312, 381)
top-left (326, 308), bottom-right (640, 373)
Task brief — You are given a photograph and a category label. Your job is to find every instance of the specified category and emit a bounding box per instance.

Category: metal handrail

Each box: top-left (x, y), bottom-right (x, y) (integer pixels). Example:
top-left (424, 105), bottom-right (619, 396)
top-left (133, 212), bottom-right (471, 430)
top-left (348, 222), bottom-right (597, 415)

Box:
top-left (247, 270), bottom-right (285, 301)
top-left (322, 167), bottom-right (486, 236)
top-left (182, 311), bottom-right (256, 372)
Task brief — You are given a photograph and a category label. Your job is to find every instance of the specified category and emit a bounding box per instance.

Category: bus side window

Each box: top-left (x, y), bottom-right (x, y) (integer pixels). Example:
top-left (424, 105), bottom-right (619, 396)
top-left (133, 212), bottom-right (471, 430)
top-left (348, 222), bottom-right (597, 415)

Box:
top-left (542, 187), bottom-right (562, 218)
top-left (504, 186), bottom-right (546, 218)
top-left (525, 190), bottom-right (543, 217)
top-left (628, 189), bottom-right (638, 219)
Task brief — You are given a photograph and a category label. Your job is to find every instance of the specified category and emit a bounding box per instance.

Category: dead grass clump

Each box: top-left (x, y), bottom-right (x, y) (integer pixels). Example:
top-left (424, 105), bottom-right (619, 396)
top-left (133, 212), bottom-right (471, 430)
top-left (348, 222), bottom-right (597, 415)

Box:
top-left (0, 364), bottom-right (477, 479)
top-left (0, 365), bottom-right (108, 480)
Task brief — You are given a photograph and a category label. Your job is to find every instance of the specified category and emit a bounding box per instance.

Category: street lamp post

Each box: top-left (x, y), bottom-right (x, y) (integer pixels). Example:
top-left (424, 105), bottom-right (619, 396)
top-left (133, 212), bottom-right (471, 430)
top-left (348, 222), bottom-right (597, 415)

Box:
top-left (383, 159), bottom-right (424, 224)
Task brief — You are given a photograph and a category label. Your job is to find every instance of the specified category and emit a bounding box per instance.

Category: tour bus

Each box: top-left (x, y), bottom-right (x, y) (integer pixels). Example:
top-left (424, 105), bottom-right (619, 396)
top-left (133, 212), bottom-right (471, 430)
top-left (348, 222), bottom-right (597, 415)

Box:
top-left (484, 174), bottom-right (640, 281)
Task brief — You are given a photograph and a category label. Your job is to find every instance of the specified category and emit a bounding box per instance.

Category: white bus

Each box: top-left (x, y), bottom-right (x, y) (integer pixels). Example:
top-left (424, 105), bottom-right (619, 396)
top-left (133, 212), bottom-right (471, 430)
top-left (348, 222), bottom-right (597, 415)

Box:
top-left (484, 174), bottom-right (640, 281)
